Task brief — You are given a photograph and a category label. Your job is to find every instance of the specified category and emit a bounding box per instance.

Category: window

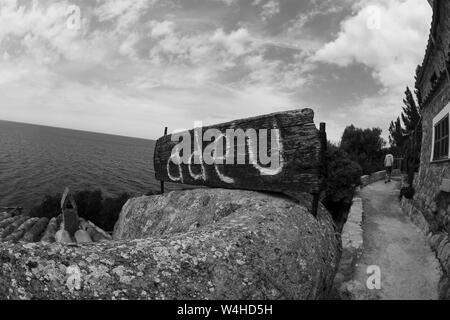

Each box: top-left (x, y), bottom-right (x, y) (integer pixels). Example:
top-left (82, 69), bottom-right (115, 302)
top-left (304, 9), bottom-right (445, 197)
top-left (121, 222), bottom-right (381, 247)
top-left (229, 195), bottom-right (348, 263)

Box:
top-left (433, 115), bottom-right (449, 161)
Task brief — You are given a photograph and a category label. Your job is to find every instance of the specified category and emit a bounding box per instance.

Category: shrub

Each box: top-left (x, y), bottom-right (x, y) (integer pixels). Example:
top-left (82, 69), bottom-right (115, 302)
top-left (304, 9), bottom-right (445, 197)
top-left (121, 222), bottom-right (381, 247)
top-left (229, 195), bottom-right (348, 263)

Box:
top-left (400, 186), bottom-right (415, 200)
top-left (98, 193), bottom-right (131, 231)
top-left (29, 194), bottom-right (62, 218)
top-left (323, 144), bottom-right (363, 231)
top-left (340, 125), bottom-right (386, 175)
top-left (29, 190), bottom-right (132, 232)
top-left (324, 145), bottom-right (362, 203)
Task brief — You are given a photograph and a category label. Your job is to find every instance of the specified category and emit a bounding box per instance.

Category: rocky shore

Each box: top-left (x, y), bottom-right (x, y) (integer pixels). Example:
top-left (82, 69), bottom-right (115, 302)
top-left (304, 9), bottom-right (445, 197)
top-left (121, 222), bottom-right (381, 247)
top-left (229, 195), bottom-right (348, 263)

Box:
top-left (0, 189), bottom-right (341, 300)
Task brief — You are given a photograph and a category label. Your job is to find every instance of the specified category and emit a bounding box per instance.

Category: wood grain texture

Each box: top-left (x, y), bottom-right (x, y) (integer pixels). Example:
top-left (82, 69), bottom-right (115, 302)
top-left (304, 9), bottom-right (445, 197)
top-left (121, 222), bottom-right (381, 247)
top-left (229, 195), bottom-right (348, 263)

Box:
top-left (154, 108), bottom-right (325, 195)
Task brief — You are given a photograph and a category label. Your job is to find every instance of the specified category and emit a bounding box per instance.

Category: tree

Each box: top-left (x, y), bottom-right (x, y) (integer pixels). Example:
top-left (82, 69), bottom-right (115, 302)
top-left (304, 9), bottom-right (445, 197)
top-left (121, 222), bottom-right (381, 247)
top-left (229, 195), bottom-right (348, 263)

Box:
top-left (323, 144), bottom-right (362, 232)
top-left (389, 117), bottom-right (405, 149)
top-left (401, 87), bottom-right (421, 132)
top-left (340, 125), bottom-right (386, 175)
top-left (387, 86), bottom-right (422, 182)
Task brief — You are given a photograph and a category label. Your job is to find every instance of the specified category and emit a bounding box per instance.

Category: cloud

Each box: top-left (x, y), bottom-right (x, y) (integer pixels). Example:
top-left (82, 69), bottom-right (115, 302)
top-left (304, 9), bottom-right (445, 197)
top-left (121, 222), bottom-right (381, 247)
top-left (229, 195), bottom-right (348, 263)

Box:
top-left (214, 0), bottom-right (238, 5)
top-left (150, 20), bottom-right (175, 38)
top-left (94, 0), bottom-right (157, 31)
top-left (0, 0), bottom-right (433, 142)
top-left (261, 1), bottom-right (280, 21)
top-left (210, 28), bottom-right (253, 56)
top-left (0, 0), bottom-right (306, 139)
top-left (119, 33), bottom-right (140, 59)
top-left (0, 0), bottom-right (115, 66)
top-left (313, 0), bottom-right (431, 90)
top-left (311, 0), bottom-right (432, 141)
top-left (0, 56), bottom-right (294, 139)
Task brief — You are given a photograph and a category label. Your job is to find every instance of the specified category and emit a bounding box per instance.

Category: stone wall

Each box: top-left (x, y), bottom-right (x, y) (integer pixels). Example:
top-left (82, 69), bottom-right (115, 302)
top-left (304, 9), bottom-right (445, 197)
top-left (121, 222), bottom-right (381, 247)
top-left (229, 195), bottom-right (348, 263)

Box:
top-left (406, 0), bottom-right (450, 299)
top-left (415, 0), bottom-right (450, 226)
top-left (414, 78), bottom-right (450, 234)
top-left (333, 190), bottom-right (364, 299)
top-left (360, 171), bottom-right (386, 187)
top-left (400, 172), bottom-right (450, 299)
top-left (401, 195), bottom-right (450, 299)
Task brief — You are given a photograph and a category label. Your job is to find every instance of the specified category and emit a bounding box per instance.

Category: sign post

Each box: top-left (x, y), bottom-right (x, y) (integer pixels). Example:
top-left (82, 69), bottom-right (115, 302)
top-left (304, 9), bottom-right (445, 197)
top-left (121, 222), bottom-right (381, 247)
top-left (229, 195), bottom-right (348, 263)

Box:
top-left (153, 109), bottom-right (326, 216)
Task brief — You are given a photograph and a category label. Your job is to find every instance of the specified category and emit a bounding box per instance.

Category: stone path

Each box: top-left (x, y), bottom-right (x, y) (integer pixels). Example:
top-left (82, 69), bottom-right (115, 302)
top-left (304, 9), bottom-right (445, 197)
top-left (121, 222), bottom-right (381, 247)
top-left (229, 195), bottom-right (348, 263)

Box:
top-left (342, 180), bottom-right (442, 300)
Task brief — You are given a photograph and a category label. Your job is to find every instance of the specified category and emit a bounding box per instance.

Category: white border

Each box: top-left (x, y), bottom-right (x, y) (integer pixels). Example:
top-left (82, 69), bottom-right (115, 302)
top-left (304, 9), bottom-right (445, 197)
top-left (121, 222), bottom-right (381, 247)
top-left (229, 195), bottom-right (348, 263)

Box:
top-left (431, 102), bottom-right (450, 162)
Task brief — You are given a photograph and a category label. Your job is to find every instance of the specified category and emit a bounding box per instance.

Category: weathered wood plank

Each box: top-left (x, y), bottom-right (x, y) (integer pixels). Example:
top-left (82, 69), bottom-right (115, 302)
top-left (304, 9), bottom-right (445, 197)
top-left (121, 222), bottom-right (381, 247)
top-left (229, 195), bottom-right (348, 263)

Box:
top-left (154, 108), bottom-right (325, 195)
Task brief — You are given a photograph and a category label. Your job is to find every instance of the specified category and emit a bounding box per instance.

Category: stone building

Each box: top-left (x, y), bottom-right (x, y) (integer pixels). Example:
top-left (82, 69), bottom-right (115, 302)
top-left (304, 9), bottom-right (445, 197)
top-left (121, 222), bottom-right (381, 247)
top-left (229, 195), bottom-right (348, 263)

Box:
top-left (414, 0), bottom-right (450, 233)
top-left (405, 0), bottom-right (450, 298)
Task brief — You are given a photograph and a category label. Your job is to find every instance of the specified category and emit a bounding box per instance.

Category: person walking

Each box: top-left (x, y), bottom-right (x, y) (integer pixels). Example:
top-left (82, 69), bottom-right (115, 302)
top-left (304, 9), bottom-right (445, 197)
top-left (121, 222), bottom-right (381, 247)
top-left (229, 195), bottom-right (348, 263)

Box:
top-left (384, 153), bottom-right (394, 183)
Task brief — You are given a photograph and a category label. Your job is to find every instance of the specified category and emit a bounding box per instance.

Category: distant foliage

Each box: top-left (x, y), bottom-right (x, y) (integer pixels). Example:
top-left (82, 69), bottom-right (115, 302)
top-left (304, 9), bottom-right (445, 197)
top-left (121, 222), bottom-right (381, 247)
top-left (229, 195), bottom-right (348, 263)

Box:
top-left (98, 193), bottom-right (132, 231)
top-left (324, 144), bottom-right (362, 203)
top-left (389, 117), bottom-right (406, 151)
top-left (340, 125), bottom-right (386, 175)
top-left (29, 194), bottom-right (62, 219)
top-left (29, 190), bottom-right (132, 232)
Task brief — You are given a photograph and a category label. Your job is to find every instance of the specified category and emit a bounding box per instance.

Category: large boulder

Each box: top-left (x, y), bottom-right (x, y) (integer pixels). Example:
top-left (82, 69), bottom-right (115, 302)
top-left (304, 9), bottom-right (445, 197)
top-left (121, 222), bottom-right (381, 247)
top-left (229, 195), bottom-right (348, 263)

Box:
top-left (0, 189), bottom-right (340, 300)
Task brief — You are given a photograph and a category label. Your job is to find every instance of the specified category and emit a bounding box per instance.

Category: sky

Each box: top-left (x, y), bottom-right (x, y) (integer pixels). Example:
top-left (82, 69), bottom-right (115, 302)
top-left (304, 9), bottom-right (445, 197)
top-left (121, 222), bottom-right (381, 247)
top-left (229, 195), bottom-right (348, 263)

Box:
top-left (0, 0), bottom-right (433, 142)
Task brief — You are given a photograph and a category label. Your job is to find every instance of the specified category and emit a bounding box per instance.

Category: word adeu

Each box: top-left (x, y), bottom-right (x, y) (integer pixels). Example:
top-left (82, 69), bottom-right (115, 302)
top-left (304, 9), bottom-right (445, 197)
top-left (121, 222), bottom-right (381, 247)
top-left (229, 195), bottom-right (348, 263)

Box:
top-left (154, 109), bottom-right (325, 197)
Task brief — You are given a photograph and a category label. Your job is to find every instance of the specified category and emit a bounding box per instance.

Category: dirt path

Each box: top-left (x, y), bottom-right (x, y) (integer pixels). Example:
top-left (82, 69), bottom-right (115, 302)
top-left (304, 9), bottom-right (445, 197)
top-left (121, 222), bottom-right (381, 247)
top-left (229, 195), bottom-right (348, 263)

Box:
top-left (348, 180), bottom-right (441, 300)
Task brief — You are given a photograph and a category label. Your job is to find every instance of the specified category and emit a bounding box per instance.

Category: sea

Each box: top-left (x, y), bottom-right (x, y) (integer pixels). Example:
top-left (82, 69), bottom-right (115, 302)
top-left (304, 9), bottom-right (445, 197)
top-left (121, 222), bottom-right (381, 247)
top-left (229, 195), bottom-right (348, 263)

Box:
top-left (0, 120), bottom-right (181, 212)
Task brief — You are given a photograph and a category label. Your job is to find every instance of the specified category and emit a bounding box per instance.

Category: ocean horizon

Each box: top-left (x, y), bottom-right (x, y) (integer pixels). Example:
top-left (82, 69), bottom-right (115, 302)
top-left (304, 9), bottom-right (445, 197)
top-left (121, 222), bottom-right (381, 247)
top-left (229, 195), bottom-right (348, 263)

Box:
top-left (0, 119), bottom-right (180, 212)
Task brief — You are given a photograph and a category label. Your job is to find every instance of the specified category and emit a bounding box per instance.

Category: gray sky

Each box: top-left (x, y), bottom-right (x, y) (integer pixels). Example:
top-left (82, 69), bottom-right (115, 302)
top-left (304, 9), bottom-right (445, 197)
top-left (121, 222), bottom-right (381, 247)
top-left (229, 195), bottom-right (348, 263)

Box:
top-left (0, 0), bottom-right (432, 141)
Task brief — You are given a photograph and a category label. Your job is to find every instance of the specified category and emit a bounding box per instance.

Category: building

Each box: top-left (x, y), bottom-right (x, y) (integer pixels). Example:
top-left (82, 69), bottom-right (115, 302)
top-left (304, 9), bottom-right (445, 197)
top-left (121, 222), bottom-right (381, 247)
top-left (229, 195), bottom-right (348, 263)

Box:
top-left (399, 0), bottom-right (450, 298)
top-left (413, 0), bottom-right (450, 236)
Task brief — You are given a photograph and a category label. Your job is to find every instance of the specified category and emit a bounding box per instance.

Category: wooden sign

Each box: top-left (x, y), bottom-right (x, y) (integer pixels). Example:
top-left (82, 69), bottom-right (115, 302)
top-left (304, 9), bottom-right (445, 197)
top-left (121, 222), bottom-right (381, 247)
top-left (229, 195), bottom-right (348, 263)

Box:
top-left (154, 109), bottom-right (326, 201)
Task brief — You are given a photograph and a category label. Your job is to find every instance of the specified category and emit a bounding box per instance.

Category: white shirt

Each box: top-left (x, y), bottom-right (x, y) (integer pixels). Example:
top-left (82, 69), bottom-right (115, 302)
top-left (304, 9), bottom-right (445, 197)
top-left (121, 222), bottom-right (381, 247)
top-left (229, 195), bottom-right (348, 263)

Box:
top-left (384, 154), bottom-right (394, 167)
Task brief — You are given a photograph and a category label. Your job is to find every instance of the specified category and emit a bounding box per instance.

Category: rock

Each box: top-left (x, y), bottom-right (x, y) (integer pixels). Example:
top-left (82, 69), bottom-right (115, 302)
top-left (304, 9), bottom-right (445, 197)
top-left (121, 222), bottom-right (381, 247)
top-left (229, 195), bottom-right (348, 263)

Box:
top-left (75, 230), bottom-right (92, 244)
top-left (438, 277), bottom-right (450, 300)
top-left (439, 209), bottom-right (447, 220)
top-left (0, 189), bottom-right (340, 300)
top-left (55, 229), bottom-right (73, 244)
top-left (40, 218), bottom-right (58, 243)
top-left (0, 214), bottom-right (109, 245)
top-left (429, 233), bottom-right (446, 251)
top-left (437, 236), bottom-right (449, 258)
top-left (0, 216), bottom-right (21, 232)
top-left (1, 217), bottom-right (28, 239)
top-left (0, 212), bottom-right (12, 223)
top-left (439, 243), bottom-right (450, 267)
top-left (23, 218), bottom-right (49, 242)
top-left (338, 280), bottom-right (375, 300)
top-left (80, 219), bottom-right (111, 242)
top-left (430, 201), bottom-right (438, 213)
top-left (3, 218), bottom-right (39, 242)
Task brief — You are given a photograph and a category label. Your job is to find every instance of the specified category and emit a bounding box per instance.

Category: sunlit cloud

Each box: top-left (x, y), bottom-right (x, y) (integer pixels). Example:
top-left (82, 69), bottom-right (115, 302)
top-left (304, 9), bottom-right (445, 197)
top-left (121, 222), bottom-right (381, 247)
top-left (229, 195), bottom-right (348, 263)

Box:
top-left (0, 0), bottom-right (433, 142)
